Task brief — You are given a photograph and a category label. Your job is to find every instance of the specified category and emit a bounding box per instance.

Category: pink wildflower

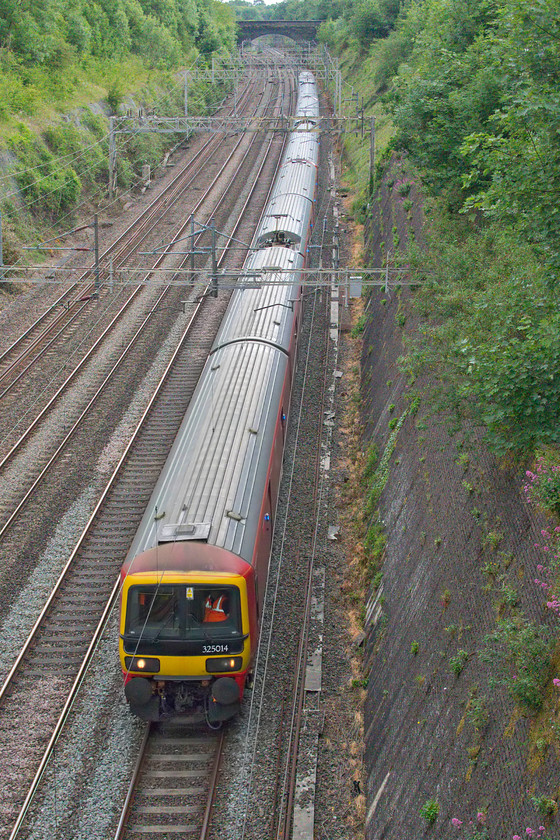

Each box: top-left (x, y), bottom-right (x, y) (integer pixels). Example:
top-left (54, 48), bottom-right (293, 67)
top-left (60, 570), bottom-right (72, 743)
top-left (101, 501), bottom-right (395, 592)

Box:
top-left (552, 678), bottom-right (560, 687)
top-left (477, 812), bottom-right (486, 824)
top-left (451, 818), bottom-right (463, 827)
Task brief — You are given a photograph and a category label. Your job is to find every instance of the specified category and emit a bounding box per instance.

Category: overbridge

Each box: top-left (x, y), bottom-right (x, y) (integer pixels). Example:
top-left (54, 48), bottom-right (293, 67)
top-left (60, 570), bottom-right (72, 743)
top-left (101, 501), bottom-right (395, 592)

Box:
top-left (237, 20), bottom-right (321, 44)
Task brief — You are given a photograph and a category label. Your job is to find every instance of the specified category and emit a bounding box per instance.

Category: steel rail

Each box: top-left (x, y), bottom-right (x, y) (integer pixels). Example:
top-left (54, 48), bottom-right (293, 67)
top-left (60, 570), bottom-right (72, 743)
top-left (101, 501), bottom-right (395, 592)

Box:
top-left (5, 576), bottom-right (123, 840)
top-left (275, 185), bottom-right (334, 840)
top-left (0, 70), bottom-right (282, 522)
top-left (3, 280), bottom-right (212, 840)
top-left (236, 145), bottom-right (329, 840)
top-left (2, 69), bottom-right (296, 840)
top-left (113, 727), bottom-right (225, 840)
top-left (0, 283), bottom-right (206, 706)
top-left (111, 72), bottom-right (292, 840)
top-left (0, 74), bottom-right (260, 389)
top-left (269, 284), bottom-right (328, 840)
top-left (0, 67), bottom-right (290, 700)
top-left (112, 723), bottom-right (152, 840)
top-left (199, 731), bottom-right (226, 840)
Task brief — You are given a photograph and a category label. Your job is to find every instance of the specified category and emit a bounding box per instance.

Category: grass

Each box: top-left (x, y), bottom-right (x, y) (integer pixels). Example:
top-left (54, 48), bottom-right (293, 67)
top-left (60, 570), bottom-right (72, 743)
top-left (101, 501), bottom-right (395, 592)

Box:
top-left (336, 46), bottom-right (394, 222)
top-left (0, 57), bottom-right (151, 141)
top-left (0, 50), bottom-right (220, 270)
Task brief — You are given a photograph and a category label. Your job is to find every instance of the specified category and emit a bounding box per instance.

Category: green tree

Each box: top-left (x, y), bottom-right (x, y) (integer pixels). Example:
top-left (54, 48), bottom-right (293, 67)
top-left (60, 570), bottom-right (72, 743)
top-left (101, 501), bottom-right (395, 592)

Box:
top-left (460, 0), bottom-right (560, 274)
top-left (352, 0), bottom-right (391, 49)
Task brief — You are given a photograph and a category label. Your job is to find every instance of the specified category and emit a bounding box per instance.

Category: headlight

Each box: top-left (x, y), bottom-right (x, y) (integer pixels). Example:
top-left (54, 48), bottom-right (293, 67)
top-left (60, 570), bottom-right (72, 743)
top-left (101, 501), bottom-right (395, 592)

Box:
top-left (124, 656), bottom-right (160, 673)
top-left (206, 657), bottom-right (243, 673)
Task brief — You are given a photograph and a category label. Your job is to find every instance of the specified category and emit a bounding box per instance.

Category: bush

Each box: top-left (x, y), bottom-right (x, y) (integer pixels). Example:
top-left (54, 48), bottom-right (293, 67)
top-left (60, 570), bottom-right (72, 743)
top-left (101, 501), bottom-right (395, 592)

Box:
top-left (531, 795), bottom-right (557, 816)
top-left (351, 0), bottom-right (391, 49)
top-left (364, 520), bottom-right (386, 584)
top-left (9, 126), bottom-right (82, 216)
top-left (466, 694), bottom-right (488, 730)
top-left (525, 453), bottom-right (560, 517)
top-left (420, 799), bottom-right (439, 823)
top-left (480, 619), bottom-right (552, 711)
top-left (44, 123), bottom-right (106, 188)
top-left (351, 311), bottom-right (368, 337)
top-left (107, 81), bottom-right (123, 114)
top-left (402, 215), bottom-right (560, 456)
top-left (450, 649), bottom-right (469, 676)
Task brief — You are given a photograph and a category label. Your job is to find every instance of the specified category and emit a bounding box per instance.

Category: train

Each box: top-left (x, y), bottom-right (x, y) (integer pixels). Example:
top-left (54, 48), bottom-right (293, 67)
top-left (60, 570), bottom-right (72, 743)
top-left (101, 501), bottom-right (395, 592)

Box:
top-left (119, 70), bottom-right (320, 726)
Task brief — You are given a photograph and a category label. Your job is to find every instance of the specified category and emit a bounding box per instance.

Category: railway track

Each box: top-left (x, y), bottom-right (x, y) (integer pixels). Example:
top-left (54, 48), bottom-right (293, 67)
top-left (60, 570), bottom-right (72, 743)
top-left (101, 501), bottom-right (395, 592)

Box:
top-left (207, 129), bottom-right (338, 840)
top-left (0, 68), bottom-right (289, 538)
top-left (24, 60), bottom-right (343, 840)
top-left (115, 724), bottom-right (224, 839)
top-left (0, 64), bottom-right (298, 840)
top-left (0, 69), bottom-right (277, 459)
top-left (109, 101), bottom-right (336, 840)
top-left (2, 282), bottom-right (232, 840)
top-left (0, 75), bottom-right (261, 388)
top-left (233, 285), bottom-right (332, 840)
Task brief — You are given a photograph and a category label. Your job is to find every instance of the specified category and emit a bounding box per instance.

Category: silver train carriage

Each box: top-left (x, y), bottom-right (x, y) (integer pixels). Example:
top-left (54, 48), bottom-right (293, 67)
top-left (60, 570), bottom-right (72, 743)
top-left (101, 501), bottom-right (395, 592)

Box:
top-left (294, 70), bottom-right (320, 128)
top-left (254, 73), bottom-right (320, 250)
top-left (119, 72), bottom-right (319, 725)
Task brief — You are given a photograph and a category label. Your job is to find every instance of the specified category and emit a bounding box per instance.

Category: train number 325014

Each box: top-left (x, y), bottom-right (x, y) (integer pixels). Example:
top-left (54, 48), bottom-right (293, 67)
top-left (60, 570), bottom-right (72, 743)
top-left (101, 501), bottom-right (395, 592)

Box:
top-left (203, 644), bottom-right (229, 654)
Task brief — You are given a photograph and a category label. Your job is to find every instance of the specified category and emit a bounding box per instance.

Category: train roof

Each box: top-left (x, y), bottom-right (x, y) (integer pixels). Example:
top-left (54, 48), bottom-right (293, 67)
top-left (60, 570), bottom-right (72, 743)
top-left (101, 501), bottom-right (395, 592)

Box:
top-left (122, 73), bottom-right (318, 576)
top-left (296, 71), bottom-right (319, 120)
top-left (124, 247), bottom-right (304, 567)
top-left (213, 246), bottom-right (303, 346)
top-left (255, 191), bottom-right (314, 249)
top-left (254, 143), bottom-right (317, 249)
top-left (121, 540), bottom-right (252, 578)
top-left (282, 131), bottom-right (319, 168)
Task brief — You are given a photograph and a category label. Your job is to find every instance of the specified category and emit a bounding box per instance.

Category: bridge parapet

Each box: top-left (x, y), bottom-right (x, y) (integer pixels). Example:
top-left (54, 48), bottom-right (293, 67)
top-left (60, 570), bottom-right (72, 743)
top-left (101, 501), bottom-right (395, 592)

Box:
top-left (237, 20), bottom-right (321, 44)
